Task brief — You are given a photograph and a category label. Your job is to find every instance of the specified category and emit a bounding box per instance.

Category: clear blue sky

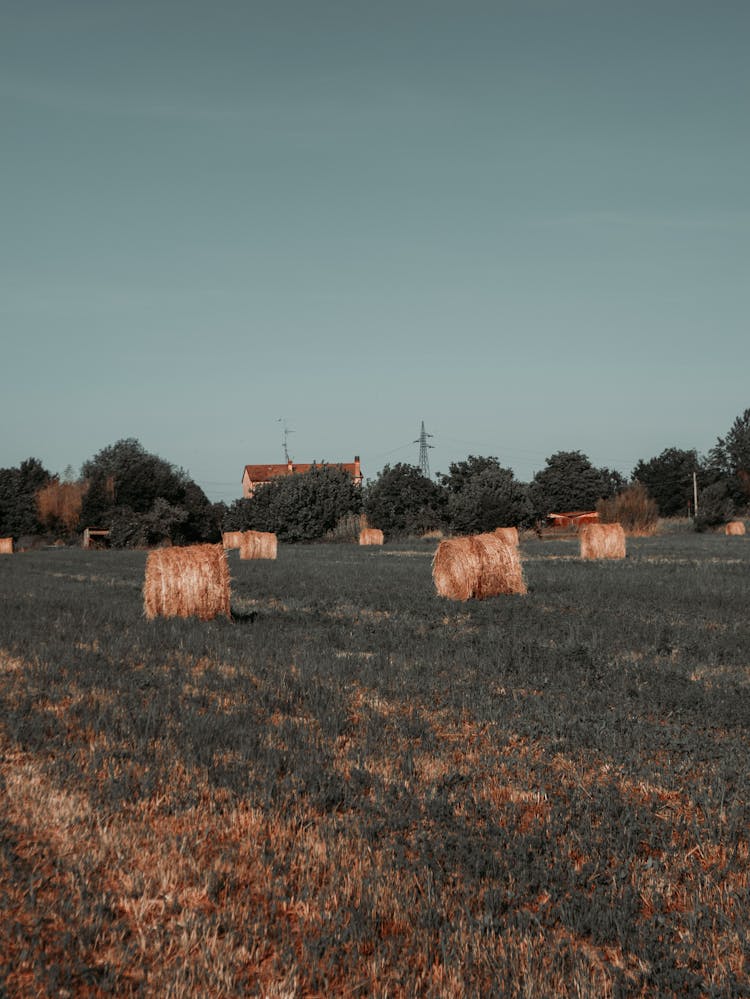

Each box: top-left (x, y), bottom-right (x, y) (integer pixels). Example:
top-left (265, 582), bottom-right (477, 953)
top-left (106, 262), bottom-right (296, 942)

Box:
top-left (3, 1), bottom-right (748, 502)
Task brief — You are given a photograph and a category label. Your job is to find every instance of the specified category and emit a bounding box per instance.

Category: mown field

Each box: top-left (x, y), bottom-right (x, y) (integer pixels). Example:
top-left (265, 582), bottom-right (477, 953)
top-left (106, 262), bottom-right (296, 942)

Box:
top-left (0, 533), bottom-right (748, 997)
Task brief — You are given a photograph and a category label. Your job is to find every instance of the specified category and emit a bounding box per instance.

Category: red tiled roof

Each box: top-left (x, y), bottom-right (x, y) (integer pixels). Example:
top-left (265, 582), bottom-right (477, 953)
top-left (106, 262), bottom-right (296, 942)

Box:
top-left (243, 462), bottom-right (360, 483)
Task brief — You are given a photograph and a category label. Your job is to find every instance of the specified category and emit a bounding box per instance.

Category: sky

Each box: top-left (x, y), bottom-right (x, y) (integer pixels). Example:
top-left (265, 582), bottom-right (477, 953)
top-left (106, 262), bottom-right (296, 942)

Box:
top-left (2, 0), bottom-right (749, 503)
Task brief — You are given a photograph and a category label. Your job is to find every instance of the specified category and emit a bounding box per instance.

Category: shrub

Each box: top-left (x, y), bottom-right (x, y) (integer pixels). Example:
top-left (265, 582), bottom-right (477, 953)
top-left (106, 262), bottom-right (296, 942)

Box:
top-left (448, 467), bottom-right (533, 535)
top-left (530, 451), bottom-right (622, 518)
top-left (364, 463), bottom-right (447, 539)
top-left (597, 483), bottom-right (659, 536)
top-left (694, 482), bottom-right (734, 532)
top-left (224, 465), bottom-right (362, 542)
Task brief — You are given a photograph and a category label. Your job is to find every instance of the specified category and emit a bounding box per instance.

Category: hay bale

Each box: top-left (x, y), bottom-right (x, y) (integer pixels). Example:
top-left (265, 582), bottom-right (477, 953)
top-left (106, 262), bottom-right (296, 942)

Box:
top-left (239, 530), bottom-right (278, 560)
top-left (579, 523), bottom-right (626, 560)
top-left (222, 531), bottom-right (244, 549)
top-left (494, 526), bottom-right (519, 547)
top-left (432, 532), bottom-right (526, 600)
top-left (143, 544), bottom-right (231, 621)
top-left (359, 528), bottom-right (384, 546)
top-left (0, 538), bottom-right (13, 554)
top-left (725, 520), bottom-right (746, 536)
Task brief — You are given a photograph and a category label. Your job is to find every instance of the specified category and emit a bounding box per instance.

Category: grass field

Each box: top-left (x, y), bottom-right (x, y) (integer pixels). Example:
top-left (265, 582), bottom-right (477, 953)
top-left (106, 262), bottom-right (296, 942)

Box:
top-left (1, 534), bottom-right (748, 997)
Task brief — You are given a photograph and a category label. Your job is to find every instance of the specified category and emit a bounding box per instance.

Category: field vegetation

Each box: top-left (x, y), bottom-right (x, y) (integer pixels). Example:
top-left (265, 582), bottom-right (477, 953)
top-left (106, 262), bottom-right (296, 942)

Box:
top-left (1, 533), bottom-right (748, 996)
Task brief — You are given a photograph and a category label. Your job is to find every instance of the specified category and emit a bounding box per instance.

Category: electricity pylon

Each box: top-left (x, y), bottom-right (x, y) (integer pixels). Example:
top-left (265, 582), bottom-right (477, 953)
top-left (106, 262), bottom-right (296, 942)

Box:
top-left (414, 421), bottom-right (434, 477)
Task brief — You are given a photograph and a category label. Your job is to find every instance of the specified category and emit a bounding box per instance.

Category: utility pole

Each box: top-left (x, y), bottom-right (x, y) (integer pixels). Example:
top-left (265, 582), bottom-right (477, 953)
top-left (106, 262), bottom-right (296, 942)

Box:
top-left (414, 421), bottom-right (434, 477)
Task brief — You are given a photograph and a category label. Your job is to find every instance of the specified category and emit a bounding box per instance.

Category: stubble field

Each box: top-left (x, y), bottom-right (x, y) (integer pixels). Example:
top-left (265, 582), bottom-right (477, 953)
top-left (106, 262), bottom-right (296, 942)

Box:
top-left (0, 534), bottom-right (748, 997)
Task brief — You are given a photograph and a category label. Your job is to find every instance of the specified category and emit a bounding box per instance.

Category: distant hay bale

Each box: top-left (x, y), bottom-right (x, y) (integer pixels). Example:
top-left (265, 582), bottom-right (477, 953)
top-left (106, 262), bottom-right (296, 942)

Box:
top-left (725, 520), bottom-right (746, 536)
top-left (222, 531), bottom-right (244, 549)
top-left (359, 528), bottom-right (384, 546)
top-left (579, 523), bottom-right (626, 560)
top-left (494, 526), bottom-right (519, 547)
top-left (239, 530), bottom-right (278, 560)
top-left (432, 532), bottom-right (526, 601)
top-left (143, 544), bottom-right (231, 621)
top-left (0, 538), bottom-right (12, 554)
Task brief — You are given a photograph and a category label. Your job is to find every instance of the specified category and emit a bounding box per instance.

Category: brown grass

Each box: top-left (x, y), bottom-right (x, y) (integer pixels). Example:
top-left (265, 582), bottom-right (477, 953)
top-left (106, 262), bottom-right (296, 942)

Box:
top-left (0, 538), bottom-right (12, 554)
top-left (36, 479), bottom-right (88, 534)
top-left (359, 528), bottom-right (384, 546)
top-left (725, 521), bottom-right (746, 536)
top-left (597, 483), bottom-right (659, 536)
top-left (143, 544), bottom-right (231, 620)
top-left (432, 532), bottom-right (526, 600)
top-left (222, 531), bottom-right (244, 549)
top-left (494, 526), bottom-right (519, 547)
top-left (239, 531), bottom-right (278, 560)
top-left (579, 523), bottom-right (627, 560)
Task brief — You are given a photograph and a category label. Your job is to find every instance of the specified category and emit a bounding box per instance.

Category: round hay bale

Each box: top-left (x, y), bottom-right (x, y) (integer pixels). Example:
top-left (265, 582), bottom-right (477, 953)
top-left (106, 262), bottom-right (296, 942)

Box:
top-left (579, 523), bottom-right (626, 560)
top-left (432, 533), bottom-right (526, 600)
top-left (494, 526), bottom-right (519, 547)
top-left (725, 520), bottom-right (746, 536)
top-left (222, 531), bottom-right (244, 550)
top-left (143, 544), bottom-right (231, 621)
top-left (0, 538), bottom-right (13, 554)
top-left (359, 528), bottom-right (384, 546)
top-left (239, 530), bottom-right (278, 560)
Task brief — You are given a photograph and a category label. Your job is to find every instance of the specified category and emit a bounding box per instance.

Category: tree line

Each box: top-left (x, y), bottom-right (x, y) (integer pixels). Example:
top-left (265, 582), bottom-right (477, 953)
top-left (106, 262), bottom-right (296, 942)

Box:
top-left (1, 409), bottom-right (748, 547)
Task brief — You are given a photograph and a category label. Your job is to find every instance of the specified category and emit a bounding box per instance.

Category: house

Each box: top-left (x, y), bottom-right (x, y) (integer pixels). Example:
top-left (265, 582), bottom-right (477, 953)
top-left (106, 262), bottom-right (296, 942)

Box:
top-left (242, 456), bottom-right (363, 499)
top-left (547, 511), bottom-right (599, 530)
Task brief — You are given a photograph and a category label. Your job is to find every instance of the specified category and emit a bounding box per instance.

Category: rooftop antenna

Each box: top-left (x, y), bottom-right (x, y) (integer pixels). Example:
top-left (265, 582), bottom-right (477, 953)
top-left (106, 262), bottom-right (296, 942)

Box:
top-left (414, 420), bottom-right (434, 477)
top-left (277, 418), bottom-right (295, 463)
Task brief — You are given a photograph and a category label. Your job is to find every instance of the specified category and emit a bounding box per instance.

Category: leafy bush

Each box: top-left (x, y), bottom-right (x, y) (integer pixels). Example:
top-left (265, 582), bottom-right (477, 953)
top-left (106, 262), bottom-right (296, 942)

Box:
top-left (223, 465), bottom-right (362, 542)
top-left (364, 463), bottom-right (447, 538)
top-left (631, 447), bottom-right (702, 518)
top-left (79, 438), bottom-right (218, 546)
top-left (597, 483), bottom-right (659, 535)
top-left (448, 467), bottom-right (533, 534)
top-left (530, 451), bottom-right (622, 518)
top-left (324, 512), bottom-right (365, 543)
top-left (694, 481), bottom-right (734, 532)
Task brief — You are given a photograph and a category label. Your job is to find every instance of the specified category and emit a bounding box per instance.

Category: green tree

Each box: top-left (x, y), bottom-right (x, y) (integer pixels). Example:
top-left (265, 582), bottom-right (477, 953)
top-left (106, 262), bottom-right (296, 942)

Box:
top-left (224, 465), bottom-right (362, 542)
top-left (438, 455), bottom-right (503, 494)
top-left (80, 438), bottom-right (190, 518)
top-left (364, 463), bottom-right (447, 538)
top-left (79, 438), bottom-right (216, 546)
top-left (632, 448), bottom-right (702, 518)
top-left (530, 451), bottom-right (620, 518)
top-left (709, 407), bottom-right (750, 504)
top-left (0, 457), bottom-right (51, 539)
top-left (448, 467), bottom-right (533, 535)
top-left (694, 481), bottom-right (734, 532)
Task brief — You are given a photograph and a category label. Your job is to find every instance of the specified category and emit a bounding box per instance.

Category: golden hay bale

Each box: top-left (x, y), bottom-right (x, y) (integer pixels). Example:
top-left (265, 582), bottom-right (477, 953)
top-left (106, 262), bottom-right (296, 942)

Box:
top-left (579, 523), bottom-right (626, 560)
top-left (494, 526), bottom-right (519, 547)
top-left (359, 528), bottom-right (384, 546)
top-left (0, 538), bottom-right (13, 554)
top-left (725, 520), bottom-right (746, 536)
top-left (239, 530), bottom-right (278, 560)
top-left (432, 533), bottom-right (526, 601)
top-left (222, 531), bottom-right (244, 549)
top-left (143, 544), bottom-right (231, 621)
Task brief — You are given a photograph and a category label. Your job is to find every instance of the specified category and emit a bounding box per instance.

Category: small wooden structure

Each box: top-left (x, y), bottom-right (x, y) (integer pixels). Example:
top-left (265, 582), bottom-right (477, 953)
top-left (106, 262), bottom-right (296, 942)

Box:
top-left (82, 528), bottom-right (110, 549)
top-left (0, 538), bottom-right (13, 554)
top-left (547, 511), bottom-right (599, 530)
